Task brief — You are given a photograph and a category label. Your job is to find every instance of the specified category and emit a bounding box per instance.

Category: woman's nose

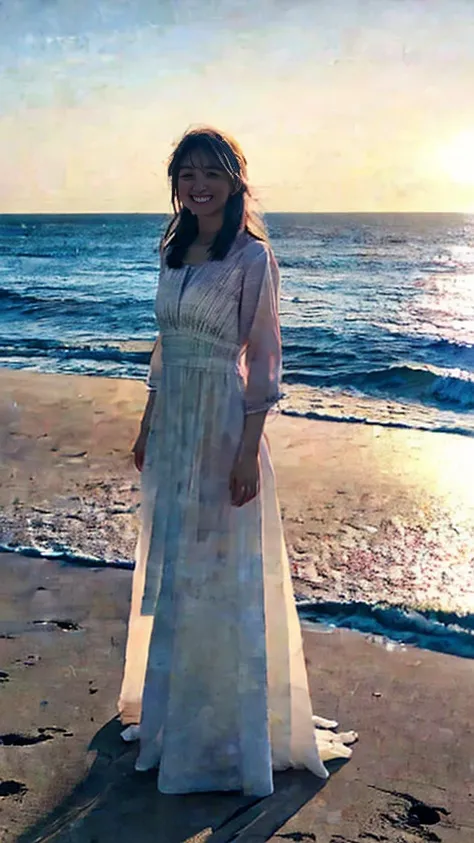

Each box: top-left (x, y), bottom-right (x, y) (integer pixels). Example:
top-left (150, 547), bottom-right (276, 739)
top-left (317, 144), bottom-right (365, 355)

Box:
top-left (193, 176), bottom-right (208, 193)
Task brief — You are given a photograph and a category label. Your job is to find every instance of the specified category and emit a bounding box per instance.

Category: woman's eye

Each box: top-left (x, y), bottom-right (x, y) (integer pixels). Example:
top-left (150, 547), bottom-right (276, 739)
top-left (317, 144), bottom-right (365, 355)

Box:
top-left (178, 170), bottom-right (221, 179)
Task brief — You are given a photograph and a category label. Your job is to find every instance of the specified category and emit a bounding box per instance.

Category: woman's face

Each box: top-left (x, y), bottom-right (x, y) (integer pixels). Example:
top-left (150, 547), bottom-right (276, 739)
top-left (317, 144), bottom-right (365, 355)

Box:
top-left (177, 148), bottom-right (235, 220)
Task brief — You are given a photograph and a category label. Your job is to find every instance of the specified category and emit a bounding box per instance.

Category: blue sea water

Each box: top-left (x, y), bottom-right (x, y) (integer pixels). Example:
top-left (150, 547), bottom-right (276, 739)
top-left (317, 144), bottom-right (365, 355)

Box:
top-left (1, 211), bottom-right (474, 437)
top-left (0, 541), bottom-right (472, 660)
top-left (2, 212), bottom-right (474, 657)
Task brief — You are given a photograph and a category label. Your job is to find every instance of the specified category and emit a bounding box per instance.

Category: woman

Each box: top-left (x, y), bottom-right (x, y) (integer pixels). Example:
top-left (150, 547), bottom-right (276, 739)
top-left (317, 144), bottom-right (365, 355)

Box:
top-left (118, 126), bottom-right (357, 796)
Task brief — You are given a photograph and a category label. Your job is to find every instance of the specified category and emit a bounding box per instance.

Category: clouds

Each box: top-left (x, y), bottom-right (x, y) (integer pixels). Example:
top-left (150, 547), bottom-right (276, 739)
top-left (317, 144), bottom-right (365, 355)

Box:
top-left (1, 0), bottom-right (474, 211)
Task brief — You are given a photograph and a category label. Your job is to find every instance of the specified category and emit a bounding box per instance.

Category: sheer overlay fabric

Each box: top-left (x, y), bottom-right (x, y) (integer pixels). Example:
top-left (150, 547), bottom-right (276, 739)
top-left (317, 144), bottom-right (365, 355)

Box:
top-left (118, 231), bottom-right (356, 795)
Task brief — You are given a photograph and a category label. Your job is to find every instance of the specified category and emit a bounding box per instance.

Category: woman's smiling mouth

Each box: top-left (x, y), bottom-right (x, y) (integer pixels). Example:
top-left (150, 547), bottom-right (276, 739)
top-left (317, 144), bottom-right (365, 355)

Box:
top-left (191, 195), bottom-right (213, 204)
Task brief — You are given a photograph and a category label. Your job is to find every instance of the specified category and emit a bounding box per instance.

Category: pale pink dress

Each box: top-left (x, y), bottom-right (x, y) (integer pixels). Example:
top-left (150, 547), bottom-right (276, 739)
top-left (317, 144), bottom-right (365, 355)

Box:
top-left (117, 230), bottom-right (356, 795)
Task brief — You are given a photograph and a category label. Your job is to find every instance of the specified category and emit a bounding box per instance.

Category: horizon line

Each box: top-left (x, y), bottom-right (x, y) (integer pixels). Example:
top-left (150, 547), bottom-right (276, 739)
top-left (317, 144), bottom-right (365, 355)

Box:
top-left (0, 210), bottom-right (473, 217)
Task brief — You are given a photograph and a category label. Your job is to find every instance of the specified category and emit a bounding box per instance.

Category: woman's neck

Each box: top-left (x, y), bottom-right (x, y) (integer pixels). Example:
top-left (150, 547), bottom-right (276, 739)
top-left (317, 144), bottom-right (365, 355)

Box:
top-left (195, 214), bottom-right (224, 245)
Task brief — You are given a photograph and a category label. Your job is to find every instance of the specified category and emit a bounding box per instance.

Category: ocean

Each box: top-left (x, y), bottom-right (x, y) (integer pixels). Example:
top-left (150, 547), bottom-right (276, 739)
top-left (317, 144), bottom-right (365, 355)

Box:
top-left (1, 212), bottom-right (474, 437)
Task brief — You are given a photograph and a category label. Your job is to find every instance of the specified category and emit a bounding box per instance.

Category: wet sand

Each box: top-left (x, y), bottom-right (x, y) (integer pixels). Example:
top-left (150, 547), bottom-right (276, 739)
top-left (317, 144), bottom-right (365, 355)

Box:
top-left (1, 367), bottom-right (473, 615)
top-left (1, 368), bottom-right (474, 840)
top-left (0, 550), bottom-right (473, 841)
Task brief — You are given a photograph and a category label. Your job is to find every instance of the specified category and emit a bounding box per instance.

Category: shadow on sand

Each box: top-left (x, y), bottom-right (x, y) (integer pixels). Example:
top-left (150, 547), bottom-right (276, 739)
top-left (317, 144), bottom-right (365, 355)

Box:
top-left (17, 718), bottom-right (344, 843)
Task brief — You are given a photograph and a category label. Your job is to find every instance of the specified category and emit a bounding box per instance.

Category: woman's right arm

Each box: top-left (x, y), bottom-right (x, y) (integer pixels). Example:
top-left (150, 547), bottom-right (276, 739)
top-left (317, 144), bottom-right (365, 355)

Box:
top-left (142, 333), bottom-right (162, 430)
top-left (134, 245), bottom-right (165, 469)
top-left (132, 334), bottom-right (162, 471)
top-left (139, 389), bottom-right (157, 435)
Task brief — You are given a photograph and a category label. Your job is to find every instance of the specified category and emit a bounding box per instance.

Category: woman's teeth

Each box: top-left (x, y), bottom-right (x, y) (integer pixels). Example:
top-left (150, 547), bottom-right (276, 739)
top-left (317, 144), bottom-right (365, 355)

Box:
top-left (192, 196), bottom-right (212, 203)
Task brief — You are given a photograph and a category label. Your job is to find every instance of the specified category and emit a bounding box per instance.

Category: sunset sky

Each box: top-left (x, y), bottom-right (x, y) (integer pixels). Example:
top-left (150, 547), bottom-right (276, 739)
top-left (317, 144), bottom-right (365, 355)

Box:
top-left (1, 0), bottom-right (474, 213)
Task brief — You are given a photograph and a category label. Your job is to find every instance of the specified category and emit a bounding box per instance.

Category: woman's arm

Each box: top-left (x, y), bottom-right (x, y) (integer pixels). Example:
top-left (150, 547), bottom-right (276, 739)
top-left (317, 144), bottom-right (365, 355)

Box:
top-left (140, 389), bottom-right (157, 434)
top-left (142, 242), bottom-right (165, 431)
top-left (240, 408), bottom-right (267, 457)
top-left (133, 248), bottom-right (164, 469)
top-left (141, 334), bottom-right (162, 432)
top-left (239, 243), bottom-right (282, 455)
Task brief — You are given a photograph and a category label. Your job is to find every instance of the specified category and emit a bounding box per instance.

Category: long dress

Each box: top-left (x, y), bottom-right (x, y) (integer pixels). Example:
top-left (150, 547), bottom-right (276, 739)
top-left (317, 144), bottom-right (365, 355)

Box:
top-left (117, 229), bottom-right (356, 796)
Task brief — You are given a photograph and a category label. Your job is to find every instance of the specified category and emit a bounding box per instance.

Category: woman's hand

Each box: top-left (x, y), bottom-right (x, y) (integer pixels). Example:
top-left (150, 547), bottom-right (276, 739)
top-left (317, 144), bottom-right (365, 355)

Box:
top-left (229, 447), bottom-right (260, 507)
top-left (132, 427), bottom-right (149, 472)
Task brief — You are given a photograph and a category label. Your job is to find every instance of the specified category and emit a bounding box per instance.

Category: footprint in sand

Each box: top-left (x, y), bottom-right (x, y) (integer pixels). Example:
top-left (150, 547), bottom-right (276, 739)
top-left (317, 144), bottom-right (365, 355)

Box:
top-left (33, 619), bottom-right (82, 631)
top-left (0, 780), bottom-right (27, 798)
top-left (0, 728), bottom-right (74, 746)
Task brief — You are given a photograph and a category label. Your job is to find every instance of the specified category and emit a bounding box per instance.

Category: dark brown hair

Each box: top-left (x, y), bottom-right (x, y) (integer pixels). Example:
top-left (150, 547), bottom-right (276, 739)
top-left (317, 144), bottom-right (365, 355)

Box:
top-left (160, 125), bottom-right (268, 268)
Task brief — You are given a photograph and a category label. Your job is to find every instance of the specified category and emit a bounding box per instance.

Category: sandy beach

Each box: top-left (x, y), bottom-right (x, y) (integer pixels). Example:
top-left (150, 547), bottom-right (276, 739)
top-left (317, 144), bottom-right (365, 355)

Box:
top-left (1, 549), bottom-right (473, 842)
top-left (1, 367), bottom-right (474, 841)
top-left (1, 368), bottom-right (474, 615)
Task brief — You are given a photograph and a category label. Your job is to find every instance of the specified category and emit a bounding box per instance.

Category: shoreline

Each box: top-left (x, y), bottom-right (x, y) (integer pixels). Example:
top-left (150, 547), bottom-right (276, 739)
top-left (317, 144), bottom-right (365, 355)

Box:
top-left (3, 362), bottom-right (474, 440)
top-left (1, 367), bottom-right (473, 619)
top-left (1, 543), bottom-right (473, 660)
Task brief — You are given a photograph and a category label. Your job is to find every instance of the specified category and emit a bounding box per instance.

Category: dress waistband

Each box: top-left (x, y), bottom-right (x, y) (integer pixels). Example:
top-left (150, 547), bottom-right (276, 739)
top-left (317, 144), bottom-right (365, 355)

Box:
top-left (161, 331), bottom-right (241, 373)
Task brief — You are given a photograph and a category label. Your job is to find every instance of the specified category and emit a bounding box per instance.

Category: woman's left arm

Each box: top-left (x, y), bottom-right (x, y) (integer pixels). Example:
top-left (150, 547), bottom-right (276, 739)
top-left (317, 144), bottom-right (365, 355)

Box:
top-left (230, 244), bottom-right (282, 506)
top-left (239, 244), bottom-right (283, 456)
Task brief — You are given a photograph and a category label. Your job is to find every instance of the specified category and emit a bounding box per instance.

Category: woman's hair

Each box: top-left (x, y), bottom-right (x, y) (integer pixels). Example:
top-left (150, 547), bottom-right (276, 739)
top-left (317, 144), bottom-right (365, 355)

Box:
top-left (160, 126), bottom-right (268, 268)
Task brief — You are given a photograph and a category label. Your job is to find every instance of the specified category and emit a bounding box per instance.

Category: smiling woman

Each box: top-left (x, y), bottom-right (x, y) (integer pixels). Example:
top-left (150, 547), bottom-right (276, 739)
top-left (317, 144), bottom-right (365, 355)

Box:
top-left (161, 126), bottom-right (267, 268)
top-left (176, 152), bottom-right (236, 265)
top-left (118, 125), bottom-right (357, 797)
top-left (178, 158), bottom-right (231, 212)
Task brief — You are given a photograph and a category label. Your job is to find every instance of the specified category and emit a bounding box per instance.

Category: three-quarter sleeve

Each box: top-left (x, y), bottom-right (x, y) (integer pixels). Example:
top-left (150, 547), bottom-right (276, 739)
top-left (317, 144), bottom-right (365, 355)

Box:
top-left (145, 246), bottom-right (164, 393)
top-left (240, 241), bottom-right (283, 415)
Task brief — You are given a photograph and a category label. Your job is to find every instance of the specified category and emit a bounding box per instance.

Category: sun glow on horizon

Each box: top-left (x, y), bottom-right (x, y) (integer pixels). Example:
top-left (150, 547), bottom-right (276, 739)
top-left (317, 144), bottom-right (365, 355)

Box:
top-left (2, 2), bottom-right (474, 213)
top-left (436, 130), bottom-right (474, 187)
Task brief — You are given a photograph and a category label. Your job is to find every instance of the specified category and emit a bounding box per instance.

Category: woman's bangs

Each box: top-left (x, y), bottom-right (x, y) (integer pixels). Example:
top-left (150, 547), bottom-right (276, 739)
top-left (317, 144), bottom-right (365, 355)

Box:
top-left (175, 135), bottom-right (238, 181)
top-left (206, 137), bottom-right (239, 179)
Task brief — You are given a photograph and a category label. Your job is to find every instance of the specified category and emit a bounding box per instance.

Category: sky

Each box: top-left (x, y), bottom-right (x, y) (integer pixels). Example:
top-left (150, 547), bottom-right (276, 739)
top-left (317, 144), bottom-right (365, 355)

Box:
top-left (1, 0), bottom-right (474, 213)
